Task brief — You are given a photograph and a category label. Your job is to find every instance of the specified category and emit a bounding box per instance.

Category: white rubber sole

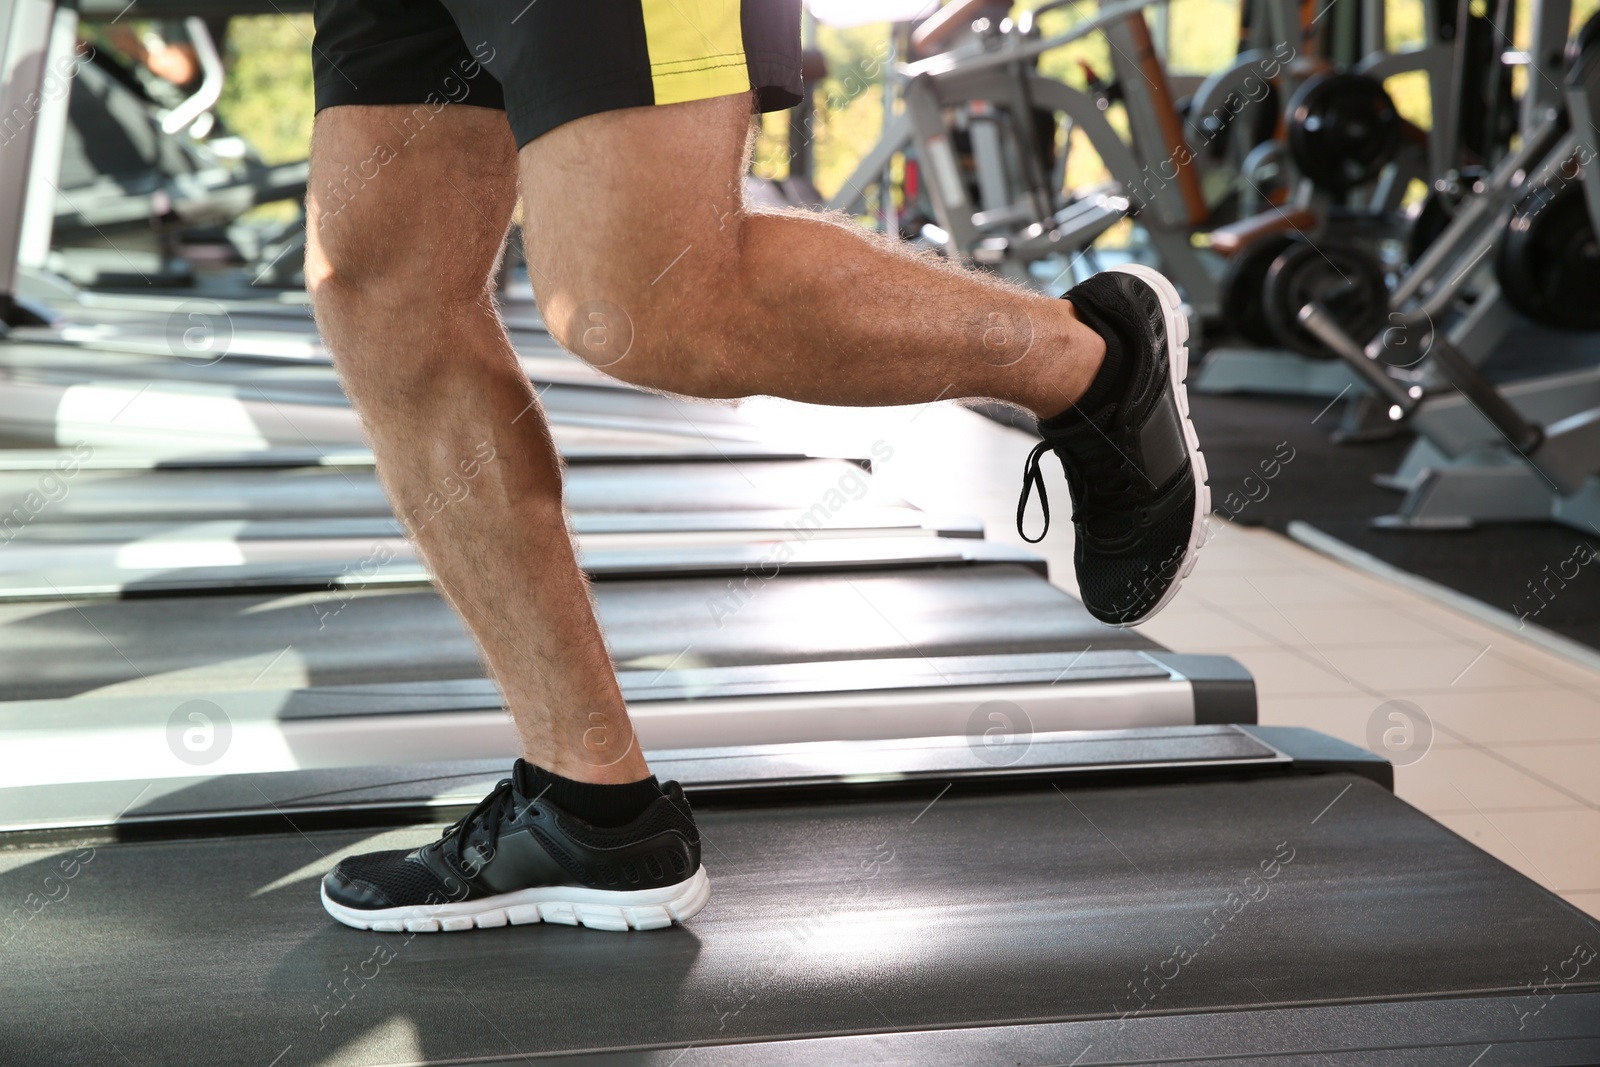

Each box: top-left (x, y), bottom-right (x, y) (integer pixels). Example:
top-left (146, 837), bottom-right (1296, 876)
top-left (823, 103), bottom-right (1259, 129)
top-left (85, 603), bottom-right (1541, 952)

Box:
top-left (320, 865), bottom-right (711, 933)
top-left (1102, 263), bottom-right (1211, 628)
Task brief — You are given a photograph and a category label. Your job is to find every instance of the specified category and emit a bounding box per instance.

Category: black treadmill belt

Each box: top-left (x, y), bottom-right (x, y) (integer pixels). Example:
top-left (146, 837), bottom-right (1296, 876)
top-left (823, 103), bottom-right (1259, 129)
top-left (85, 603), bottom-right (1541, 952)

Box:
top-left (0, 565), bottom-right (1146, 700)
top-left (3, 775), bottom-right (1593, 1065)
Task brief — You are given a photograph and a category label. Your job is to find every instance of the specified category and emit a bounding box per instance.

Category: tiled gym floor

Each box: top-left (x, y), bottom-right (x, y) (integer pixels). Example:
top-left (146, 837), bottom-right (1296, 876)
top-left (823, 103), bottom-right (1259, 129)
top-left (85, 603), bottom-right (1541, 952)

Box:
top-left (736, 394), bottom-right (1600, 923)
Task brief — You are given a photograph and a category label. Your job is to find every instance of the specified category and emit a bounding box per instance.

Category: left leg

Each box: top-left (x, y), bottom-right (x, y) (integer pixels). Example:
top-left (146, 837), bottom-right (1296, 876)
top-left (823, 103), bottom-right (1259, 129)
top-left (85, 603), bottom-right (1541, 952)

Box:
top-left (520, 91), bottom-right (1206, 628)
top-left (524, 93), bottom-right (1102, 420)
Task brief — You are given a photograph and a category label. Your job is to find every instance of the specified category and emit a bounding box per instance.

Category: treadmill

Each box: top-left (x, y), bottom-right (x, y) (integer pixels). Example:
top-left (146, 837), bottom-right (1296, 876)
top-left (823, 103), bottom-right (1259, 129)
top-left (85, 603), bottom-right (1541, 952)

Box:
top-left (2, 727), bottom-right (1597, 1064)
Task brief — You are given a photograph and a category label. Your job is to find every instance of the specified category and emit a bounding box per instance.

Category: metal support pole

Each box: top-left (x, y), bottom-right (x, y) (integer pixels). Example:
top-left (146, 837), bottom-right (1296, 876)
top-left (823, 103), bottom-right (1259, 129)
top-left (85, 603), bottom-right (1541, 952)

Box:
top-left (0, 0), bottom-right (58, 323)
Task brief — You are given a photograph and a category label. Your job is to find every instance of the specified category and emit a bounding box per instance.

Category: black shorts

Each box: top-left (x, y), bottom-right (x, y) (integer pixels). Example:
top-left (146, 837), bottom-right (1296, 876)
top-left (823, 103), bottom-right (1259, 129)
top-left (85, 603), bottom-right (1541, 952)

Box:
top-left (312, 0), bottom-right (804, 147)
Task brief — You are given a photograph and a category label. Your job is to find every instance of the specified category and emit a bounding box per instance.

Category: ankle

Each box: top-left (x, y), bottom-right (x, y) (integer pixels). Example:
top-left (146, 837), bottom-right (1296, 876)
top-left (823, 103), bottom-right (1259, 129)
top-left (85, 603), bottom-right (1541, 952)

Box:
top-left (542, 752), bottom-right (654, 785)
top-left (519, 701), bottom-right (650, 785)
top-left (515, 760), bottom-right (662, 826)
top-left (1032, 299), bottom-right (1107, 421)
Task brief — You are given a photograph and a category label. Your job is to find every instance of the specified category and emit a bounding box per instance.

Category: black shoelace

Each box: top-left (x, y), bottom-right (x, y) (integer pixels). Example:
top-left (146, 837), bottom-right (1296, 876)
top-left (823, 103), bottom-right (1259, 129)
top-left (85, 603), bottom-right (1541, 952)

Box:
top-left (1017, 440), bottom-right (1056, 543)
top-left (439, 777), bottom-right (530, 879)
top-left (1017, 439), bottom-right (1144, 544)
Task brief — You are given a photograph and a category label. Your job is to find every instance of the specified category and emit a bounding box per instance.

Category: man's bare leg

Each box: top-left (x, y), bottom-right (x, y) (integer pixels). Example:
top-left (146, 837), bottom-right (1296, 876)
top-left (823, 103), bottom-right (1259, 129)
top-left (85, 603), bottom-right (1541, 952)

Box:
top-left (308, 99), bottom-right (1115, 792)
top-left (306, 104), bottom-right (647, 785)
top-left (523, 94), bottom-right (1105, 420)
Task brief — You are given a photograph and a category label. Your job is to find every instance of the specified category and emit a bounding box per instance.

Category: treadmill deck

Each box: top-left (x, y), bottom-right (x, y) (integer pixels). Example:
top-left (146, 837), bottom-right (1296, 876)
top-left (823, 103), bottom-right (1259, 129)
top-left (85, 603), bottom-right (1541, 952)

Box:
top-left (2, 774), bottom-right (1595, 1065)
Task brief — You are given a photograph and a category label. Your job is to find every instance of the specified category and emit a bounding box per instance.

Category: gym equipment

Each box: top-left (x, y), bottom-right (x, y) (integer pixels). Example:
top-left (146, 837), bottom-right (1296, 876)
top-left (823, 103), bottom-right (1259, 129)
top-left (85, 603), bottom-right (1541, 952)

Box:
top-left (1218, 232), bottom-right (1295, 347)
top-left (0, 433), bottom-right (1254, 776)
top-left (1225, 0), bottom-right (1595, 423)
top-left (1193, 0), bottom-right (1550, 399)
top-left (1404, 180), bottom-right (1464, 263)
top-left (0, 8), bottom-right (1594, 1064)
top-left (0, 0), bottom-right (1262, 821)
top-left (842, 0), bottom-right (1429, 406)
top-left (1260, 238), bottom-right (1389, 358)
top-left (0, 452), bottom-right (939, 518)
top-left (827, 0), bottom-right (1223, 309)
top-left (0, 321), bottom-right (789, 457)
top-left (0, 589), bottom-right (1252, 779)
top-left (0, 377), bottom-right (787, 458)
top-left (5, 286), bottom-right (570, 400)
top-left (1495, 178), bottom-right (1600, 330)
top-left (1293, 10), bottom-right (1600, 530)
top-left (2, 727), bottom-right (1597, 1062)
top-left (0, 527), bottom-right (1041, 598)
top-left (0, 456), bottom-right (1258, 789)
top-left (0, 490), bottom-right (1255, 779)
top-left (44, 18), bottom-right (311, 289)
top-left (0, 456), bottom-right (901, 520)
top-left (1283, 71), bottom-right (1402, 193)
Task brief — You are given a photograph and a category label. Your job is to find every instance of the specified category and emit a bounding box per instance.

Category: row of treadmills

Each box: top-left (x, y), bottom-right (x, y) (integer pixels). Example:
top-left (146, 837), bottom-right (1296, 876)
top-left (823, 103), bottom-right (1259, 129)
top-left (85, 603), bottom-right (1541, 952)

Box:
top-left (1, 280), bottom-right (1596, 1065)
top-left (1, 4), bottom-right (1598, 1056)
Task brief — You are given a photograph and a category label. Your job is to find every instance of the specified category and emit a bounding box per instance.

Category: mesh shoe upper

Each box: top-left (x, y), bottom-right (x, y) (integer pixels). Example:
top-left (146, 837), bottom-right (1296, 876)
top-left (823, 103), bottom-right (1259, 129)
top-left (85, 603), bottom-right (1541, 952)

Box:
top-left (1019, 268), bottom-right (1202, 626)
top-left (330, 848), bottom-right (466, 910)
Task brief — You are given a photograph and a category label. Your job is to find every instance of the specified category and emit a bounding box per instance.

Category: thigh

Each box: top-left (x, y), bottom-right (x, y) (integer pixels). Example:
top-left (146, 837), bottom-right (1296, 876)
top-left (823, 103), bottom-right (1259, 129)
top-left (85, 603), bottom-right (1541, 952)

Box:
top-left (441, 1), bottom-right (804, 355)
top-left (306, 104), bottom-right (519, 301)
top-left (308, 0), bottom-right (517, 299)
top-left (513, 93), bottom-right (752, 345)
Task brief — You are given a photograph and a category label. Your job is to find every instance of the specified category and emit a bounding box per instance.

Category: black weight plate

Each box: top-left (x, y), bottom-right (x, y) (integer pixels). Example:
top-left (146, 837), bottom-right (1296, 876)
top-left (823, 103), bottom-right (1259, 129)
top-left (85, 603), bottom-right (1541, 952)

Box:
top-left (1496, 180), bottom-right (1600, 330)
top-left (1220, 232), bottom-right (1298, 345)
top-left (1286, 72), bottom-right (1401, 193)
top-left (1496, 185), bottom-right (1552, 316)
top-left (1263, 239), bottom-right (1391, 358)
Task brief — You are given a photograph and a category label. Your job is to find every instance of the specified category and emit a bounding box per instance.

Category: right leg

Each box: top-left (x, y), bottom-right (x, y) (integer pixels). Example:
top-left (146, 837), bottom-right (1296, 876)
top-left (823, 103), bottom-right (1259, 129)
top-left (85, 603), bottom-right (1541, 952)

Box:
top-left (305, 103), bottom-right (648, 785)
top-left (309, 0), bottom-right (706, 935)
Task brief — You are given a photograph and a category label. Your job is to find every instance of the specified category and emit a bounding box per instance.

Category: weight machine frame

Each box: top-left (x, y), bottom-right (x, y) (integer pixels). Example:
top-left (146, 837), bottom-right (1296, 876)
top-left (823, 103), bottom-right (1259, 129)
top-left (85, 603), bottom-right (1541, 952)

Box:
top-left (825, 0), bottom-right (1221, 312)
top-left (1299, 23), bottom-right (1600, 533)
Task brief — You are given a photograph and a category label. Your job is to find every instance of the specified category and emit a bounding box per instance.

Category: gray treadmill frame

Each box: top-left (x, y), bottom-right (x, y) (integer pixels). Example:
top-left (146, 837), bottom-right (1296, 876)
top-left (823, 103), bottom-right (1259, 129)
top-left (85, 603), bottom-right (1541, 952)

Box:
top-left (0, 724), bottom-right (1365, 835)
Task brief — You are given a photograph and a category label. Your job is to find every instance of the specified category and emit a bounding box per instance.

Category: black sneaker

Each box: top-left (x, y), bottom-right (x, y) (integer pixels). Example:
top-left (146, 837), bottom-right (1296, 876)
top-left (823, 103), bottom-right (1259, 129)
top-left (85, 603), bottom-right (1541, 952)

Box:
top-left (320, 760), bottom-right (709, 933)
top-left (1017, 264), bottom-right (1209, 626)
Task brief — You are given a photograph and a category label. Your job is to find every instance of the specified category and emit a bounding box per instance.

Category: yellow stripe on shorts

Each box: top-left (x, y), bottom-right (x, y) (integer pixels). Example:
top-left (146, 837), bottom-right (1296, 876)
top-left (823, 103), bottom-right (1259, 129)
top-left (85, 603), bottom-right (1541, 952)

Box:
top-left (640, 0), bottom-right (752, 105)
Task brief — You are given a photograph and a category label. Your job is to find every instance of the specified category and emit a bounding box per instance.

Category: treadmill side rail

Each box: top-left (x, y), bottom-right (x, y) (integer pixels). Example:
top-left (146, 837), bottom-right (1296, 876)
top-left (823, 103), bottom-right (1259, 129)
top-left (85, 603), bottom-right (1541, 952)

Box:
top-left (1241, 724), bottom-right (1394, 790)
top-left (1, 725), bottom-right (1352, 836)
top-left (1143, 650), bottom-right (1258, 725)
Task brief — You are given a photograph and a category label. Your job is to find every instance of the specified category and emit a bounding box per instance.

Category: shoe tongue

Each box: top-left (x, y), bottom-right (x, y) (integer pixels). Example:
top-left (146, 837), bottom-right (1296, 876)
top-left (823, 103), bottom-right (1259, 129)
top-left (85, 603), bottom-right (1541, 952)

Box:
top-left (511, 758), bottom-right (542, 800)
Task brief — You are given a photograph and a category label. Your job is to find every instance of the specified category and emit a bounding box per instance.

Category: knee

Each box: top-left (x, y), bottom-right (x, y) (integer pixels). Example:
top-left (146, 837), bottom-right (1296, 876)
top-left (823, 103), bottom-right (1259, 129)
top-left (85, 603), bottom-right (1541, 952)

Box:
top-left (308, 243), bottom-right (492, 329)
top-left (307, 236), bottom-right (499, 388)
top-left (304, 265), bottom-right (373, 341)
